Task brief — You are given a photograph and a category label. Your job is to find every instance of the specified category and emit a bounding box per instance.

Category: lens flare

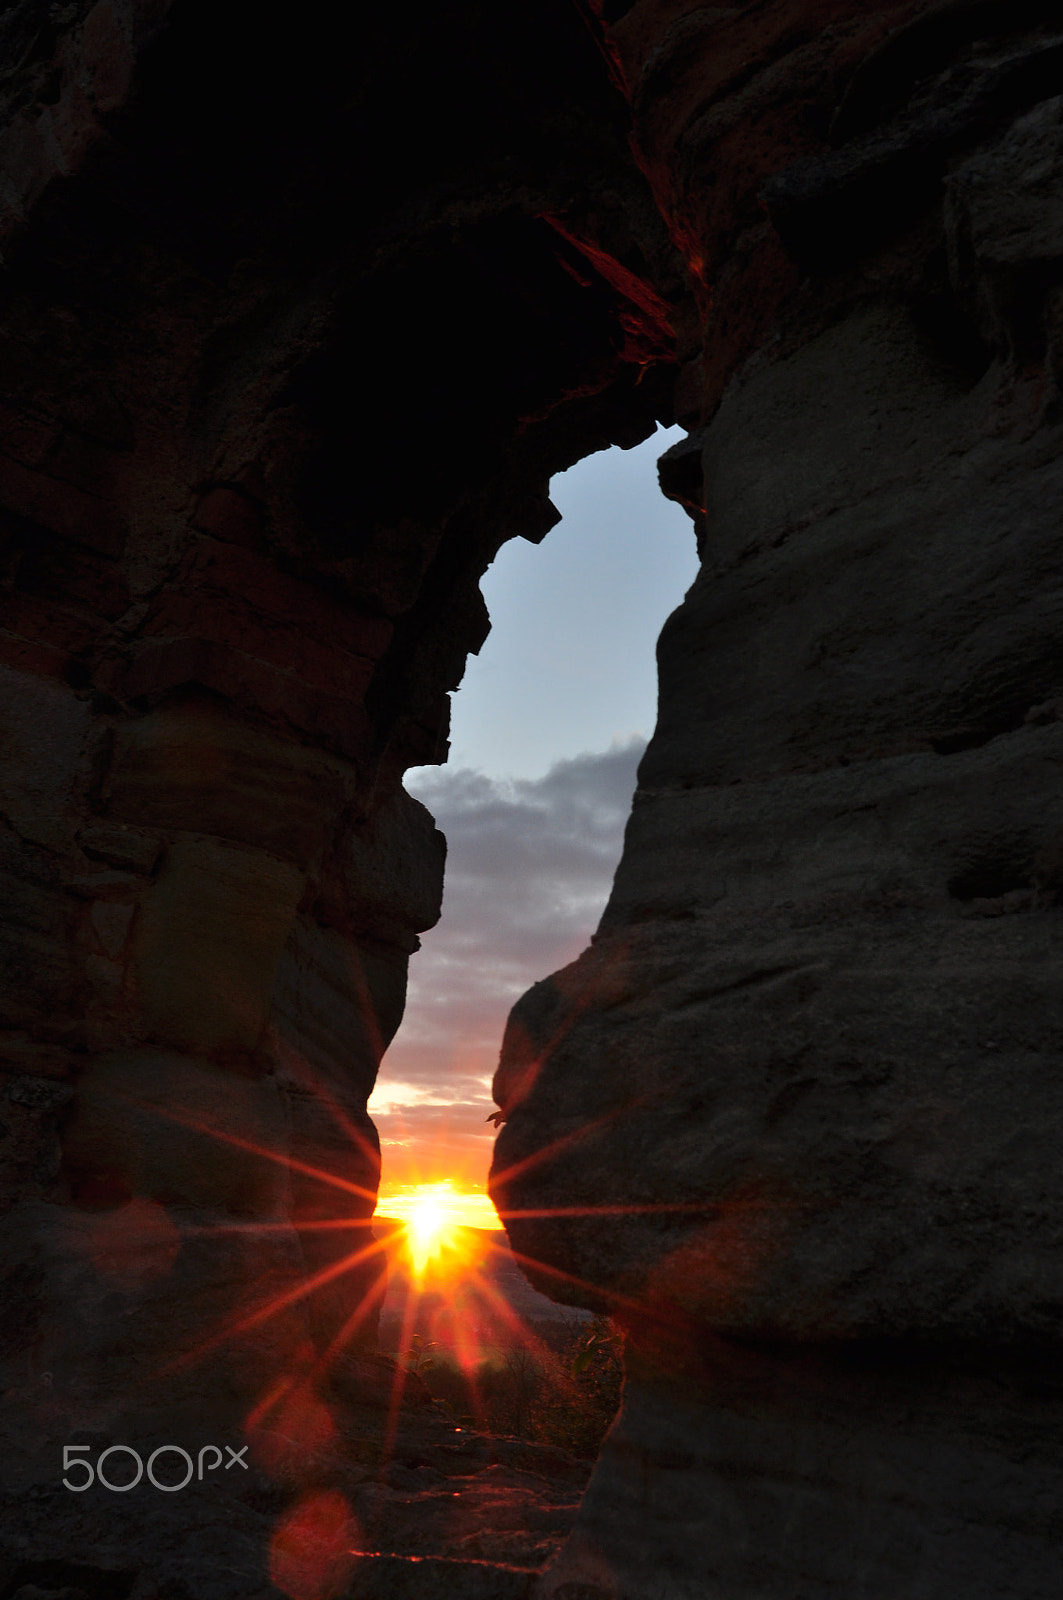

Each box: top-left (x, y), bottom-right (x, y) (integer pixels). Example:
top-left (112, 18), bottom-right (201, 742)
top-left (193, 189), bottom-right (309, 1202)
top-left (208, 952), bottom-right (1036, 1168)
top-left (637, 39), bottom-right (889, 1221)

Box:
top-left (374, 1180), bottom-right (500, 1277)
top-left (408, 1193), bottom-right (446, 1275)
top-left (269, 1489), bottom-right (358, 1600)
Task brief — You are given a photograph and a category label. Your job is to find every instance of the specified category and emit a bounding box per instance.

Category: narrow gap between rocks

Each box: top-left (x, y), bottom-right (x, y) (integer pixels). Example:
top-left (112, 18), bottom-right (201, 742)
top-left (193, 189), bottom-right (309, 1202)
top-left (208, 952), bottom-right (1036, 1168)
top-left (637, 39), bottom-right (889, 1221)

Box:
top-left (361, 427), bottom-right (695, 1537)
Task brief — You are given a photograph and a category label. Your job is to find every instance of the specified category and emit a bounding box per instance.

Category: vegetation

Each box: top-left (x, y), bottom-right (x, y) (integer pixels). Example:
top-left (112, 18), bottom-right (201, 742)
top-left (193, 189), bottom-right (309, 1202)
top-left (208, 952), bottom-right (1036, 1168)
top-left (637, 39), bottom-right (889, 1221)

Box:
top-left (409, 1315), bottom-right (624, 1458)
top-left (404, 1333), bottom-right (437, 1376)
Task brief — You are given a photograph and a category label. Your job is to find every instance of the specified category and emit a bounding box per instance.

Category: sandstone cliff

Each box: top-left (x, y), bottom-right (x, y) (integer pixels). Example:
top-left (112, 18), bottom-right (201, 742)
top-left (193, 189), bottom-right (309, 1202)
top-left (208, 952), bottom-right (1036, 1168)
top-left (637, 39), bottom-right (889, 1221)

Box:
top-left (0, 2), bottom-right (686, 1594)
top-left (492, 4), bottom-right (1063, 1597)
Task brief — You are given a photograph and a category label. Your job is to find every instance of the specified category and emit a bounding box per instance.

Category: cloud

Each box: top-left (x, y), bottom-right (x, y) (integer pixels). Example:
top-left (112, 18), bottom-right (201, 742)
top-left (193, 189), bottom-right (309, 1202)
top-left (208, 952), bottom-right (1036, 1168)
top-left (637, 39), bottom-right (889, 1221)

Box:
top-left (369, 739), bottom-right (644, 1184)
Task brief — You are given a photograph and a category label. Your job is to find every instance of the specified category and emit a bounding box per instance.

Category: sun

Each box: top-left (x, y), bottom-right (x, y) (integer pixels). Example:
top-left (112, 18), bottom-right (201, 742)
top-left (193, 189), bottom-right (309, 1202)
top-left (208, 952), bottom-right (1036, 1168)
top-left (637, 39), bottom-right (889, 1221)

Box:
top-left (374, 1179), bottom-right (500, 1277)
top-left (408, 1193), bottom-right (449, 1275)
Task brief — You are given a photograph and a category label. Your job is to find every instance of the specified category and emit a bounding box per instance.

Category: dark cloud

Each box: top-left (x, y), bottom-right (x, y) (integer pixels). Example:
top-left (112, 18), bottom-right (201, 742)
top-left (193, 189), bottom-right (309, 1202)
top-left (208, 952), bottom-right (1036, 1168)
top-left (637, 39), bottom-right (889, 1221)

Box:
top-left (370, 740), bottom-right (644, 1181)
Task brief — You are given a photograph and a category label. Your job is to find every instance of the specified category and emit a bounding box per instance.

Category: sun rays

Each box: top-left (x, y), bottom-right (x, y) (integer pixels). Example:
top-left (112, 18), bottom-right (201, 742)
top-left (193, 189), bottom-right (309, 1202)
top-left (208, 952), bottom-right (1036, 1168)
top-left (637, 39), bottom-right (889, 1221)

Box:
top-left (406, 1191), bottom-right (449, 1276)
top-left (98, 1075), bottom-right (711, 1352)
top-left (374, 1178), bottom-right (501, 1231)
top-left (69, 1049), bottom-right (744, 1600)
top-left (86, 1060), bottom-right (722, 1479)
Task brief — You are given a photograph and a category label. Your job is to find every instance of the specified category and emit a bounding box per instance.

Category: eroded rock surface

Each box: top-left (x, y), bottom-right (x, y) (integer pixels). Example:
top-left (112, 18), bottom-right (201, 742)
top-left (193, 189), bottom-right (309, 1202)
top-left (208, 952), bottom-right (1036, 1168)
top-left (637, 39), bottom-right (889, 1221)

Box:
top-left (0, 2), bottom-right (684, 1594)
top-left (492, 5), bottom-right (1063, 1597)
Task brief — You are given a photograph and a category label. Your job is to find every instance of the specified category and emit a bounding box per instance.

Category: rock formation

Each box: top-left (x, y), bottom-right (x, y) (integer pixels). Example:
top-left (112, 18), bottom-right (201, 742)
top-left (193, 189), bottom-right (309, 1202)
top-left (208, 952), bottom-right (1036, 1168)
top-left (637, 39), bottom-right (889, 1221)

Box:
top-left (0, 0), bottom-right (1060, 1596)
top-left (492, 4), bottom-right (1063, 1597)
top-left (0, 1), bottom-right (685, 1594)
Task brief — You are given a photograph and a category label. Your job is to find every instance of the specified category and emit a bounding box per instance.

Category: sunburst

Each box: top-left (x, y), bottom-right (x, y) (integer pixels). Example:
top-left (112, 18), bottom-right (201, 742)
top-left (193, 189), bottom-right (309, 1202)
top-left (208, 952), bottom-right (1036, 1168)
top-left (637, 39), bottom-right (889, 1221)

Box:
top-left (374, 1179), bottom-right (499, 1276)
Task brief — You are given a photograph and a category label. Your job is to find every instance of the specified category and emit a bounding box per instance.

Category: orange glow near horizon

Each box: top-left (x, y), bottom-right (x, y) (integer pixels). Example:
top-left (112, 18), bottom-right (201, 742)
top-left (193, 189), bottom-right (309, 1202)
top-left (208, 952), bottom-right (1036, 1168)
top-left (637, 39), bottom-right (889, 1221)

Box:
top-left (105, 1072), bottom-right (669, 1529)
top-left (374, 1178), bottom-right (502, 1233)
top-left (375, 1179), bottom-right (502, 1276)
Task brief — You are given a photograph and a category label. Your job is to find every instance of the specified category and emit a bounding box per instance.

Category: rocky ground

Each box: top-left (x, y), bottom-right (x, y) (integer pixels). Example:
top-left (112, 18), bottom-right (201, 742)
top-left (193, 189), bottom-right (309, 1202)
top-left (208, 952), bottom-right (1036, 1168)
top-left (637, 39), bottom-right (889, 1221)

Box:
top-left (0, 1385), bottom-right (589, 1600)
top-left (346, 1413), bottom-right (588, 1570)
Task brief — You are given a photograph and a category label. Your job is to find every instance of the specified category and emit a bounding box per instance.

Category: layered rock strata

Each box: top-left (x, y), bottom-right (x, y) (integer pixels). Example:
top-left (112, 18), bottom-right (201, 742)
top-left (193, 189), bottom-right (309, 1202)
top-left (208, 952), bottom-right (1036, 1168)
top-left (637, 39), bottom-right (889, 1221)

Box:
top-left (492, 5), bottom-right (1063, 1596)
top-left (0, 2), bottom-right (688, 1594)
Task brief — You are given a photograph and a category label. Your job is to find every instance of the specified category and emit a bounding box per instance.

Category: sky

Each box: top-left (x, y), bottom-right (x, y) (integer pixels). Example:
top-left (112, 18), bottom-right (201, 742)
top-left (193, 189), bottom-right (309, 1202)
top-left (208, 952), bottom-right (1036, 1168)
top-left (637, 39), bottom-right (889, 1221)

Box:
top-left (370, 425), bottom-right (698, 1223)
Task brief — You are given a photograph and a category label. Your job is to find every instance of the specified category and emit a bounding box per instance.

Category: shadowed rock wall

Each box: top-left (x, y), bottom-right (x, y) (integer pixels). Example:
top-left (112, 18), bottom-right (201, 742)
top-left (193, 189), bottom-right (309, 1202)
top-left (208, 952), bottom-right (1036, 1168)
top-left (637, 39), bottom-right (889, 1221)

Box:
top-left (0, 3), bottom-right (688, 1594)
top-left (491, 4), bottom-right (1063, 1596)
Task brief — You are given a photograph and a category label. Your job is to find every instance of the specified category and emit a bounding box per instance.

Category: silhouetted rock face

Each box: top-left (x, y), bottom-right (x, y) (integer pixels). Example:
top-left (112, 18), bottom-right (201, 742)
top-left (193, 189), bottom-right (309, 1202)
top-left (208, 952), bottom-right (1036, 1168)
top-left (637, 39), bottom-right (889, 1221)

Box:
top-left (0, 2), bottom-right (684, 1594)
top-left (491, 4), bottom-right (1063, 1596)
